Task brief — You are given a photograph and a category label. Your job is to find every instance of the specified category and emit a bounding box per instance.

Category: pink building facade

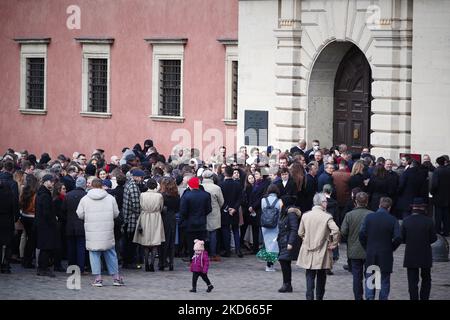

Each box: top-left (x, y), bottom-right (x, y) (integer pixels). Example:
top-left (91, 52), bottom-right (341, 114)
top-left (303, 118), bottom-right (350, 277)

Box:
top-left (0, 0), bottom-right (238, 160)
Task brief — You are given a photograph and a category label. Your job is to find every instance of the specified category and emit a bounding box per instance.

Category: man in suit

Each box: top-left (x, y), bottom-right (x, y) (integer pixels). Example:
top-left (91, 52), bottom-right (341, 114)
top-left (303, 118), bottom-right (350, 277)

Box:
top-left (180, 177), bottom-right (212, 258)
top-left (219, 166), bottom-right (243, 257)
top-left (359, 197), bottom-right (402, 300)
top-left (401, 197), bottom-right (437, 300)
top-left (431, 156), bottom-right (450, 236)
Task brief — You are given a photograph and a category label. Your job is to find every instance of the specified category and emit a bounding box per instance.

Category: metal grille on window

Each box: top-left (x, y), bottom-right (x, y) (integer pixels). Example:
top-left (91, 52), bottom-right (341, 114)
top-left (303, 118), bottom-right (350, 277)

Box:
top-left (26, 58), bottom-right (45, 110)
top-left (88, 58), bottom-right (108, 113)
top-left (232, 61), bottom-right (238, 120)
top-left (159, 60), bottom-right (181, 116)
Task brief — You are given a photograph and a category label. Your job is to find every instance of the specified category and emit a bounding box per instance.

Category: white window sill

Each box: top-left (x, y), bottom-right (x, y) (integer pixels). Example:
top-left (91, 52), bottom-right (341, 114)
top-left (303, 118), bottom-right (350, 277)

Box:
top-left (223, 119), bottom-right (237, 126)
top-left (149, 115), bottom-right (185, 123)
top-left (19, 109), bottom-right (47, 115)
top-left (80, 112), bottom-right (112, 119)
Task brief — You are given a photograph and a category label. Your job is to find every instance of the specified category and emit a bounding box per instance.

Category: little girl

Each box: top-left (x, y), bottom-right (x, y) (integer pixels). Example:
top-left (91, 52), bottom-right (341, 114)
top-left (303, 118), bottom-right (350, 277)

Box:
top-left (189, 239), bottom-right (214, 293)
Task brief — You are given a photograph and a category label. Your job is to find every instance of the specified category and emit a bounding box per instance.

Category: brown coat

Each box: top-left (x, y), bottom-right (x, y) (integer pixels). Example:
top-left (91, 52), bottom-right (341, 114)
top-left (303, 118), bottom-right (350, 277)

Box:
top-left (332, 170), bottom-right (351, 206)
top-left (296, 205), bottom-right (340, 270)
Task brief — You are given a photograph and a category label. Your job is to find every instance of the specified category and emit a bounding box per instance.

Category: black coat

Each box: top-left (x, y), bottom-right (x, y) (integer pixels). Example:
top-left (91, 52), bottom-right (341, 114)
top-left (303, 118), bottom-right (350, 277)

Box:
top-left (220, 178), bottom-right (242, 226)
top-left (180, 189), bottom-right (212, 232)
top-left (162, 193), bottom-right (180, 230)
top-left (0, 182), bottom-right (14, 244)
top-left (274, 178), bottom-right (297, 205)
top-left (367, 176), bottom-right (390, 211)
top-left (249, 178), bottom-right (270, 226)
top-left (62, 175), bottom-right (76, 193)
top-left (277, 207), bottom-right (301, 261)
top-left (326, 196), bottom-right (339, 223)
top-left (299, 174), bottom-right (317, 213)
top-left (108, 185), bottom-right (125, 226)
top-left (359, 208), bottom-right (402, 273)
top-left (349, 173), bottom-right (366, 191)
top-left (62, 188), bottom-right (86, 237)
top-left (0, 171), bottom-right (20, 221)
top-left (35, 185), bottom-right (58, 250)
top-left (397, 166), bottom-right (429, 213)
top-left (401, 211), bottom-right (437, 268)
top-left (431, 165), bottom-right (450, 207)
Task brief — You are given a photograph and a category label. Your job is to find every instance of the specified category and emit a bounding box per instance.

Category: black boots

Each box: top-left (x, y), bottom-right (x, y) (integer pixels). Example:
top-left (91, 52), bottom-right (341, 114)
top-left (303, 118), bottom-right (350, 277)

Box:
top-left (278, 283), bottom-right (293, 293)
top-left (236, 250), bottom-right (243, 258)
top-left (189, 288), bottom-right (197, 293)
top-left (169, 264), bottom-right (174, 271)
top-left (145, 264), bottom-right (154, 272)
top-left (207, 284), bottom-right (214, 293)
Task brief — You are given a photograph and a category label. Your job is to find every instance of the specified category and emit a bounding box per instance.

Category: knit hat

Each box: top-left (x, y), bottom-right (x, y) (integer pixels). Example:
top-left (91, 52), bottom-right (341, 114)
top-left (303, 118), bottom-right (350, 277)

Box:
top-left (131, 169), bottom-right (145, 177)
top-left (102, 179), bottom-right (112, 188)
top-left (85, 164), bottom-right (97, 176)
top-left (193, 239), bottom-right (205, 252)
top-left (188, 176), bottom-right (200, 189)
top-left (75, 177), bottom-right (87, 189)
top-left (202, 170), bottom-right (214, 179)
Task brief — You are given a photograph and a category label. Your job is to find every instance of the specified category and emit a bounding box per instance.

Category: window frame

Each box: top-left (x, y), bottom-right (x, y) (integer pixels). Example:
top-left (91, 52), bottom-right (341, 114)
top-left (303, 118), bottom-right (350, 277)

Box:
top-left (15, 38), bottom-right (50, 115)
top-left (146, 38), bottom-right (187, 123)
top-left (218, 39), bottom-right (238, 126)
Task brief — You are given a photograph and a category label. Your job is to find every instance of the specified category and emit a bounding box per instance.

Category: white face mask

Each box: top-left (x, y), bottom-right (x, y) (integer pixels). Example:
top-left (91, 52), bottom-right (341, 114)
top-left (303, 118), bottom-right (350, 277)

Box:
top-left (313, 145), bottom-right (319, 151)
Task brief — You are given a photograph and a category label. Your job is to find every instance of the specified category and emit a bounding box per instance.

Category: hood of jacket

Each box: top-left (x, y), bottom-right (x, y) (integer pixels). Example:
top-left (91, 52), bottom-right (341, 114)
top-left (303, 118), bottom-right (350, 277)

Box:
top-left (87, 188), bottom-right (108, 200)
top-left (287, 207), bottom-right (302, 218)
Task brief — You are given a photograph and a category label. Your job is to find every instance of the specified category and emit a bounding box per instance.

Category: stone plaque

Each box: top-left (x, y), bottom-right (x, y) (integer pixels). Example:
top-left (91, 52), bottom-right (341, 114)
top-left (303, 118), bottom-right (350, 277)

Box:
top-left (244, 110), bottom-right (268, 146)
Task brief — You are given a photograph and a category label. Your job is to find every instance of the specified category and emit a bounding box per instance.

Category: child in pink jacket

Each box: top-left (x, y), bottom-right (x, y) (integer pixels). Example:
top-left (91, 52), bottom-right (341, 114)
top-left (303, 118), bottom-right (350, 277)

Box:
top-left (189, 239), bottom-right (213, 293)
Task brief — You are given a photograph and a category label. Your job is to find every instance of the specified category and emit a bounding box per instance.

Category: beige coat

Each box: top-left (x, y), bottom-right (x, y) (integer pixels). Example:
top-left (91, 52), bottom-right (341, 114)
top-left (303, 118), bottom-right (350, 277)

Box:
top-left (133, 189), bottom-right (165, 246)
top-left (202, 179), bottom-right (225, 231)
top-left (296, 205), bottom-right (340, 270)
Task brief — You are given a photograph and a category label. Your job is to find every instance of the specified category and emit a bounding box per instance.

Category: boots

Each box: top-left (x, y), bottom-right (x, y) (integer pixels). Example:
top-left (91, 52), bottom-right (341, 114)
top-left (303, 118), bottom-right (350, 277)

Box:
top-left (278, 283), bottom-right (293, 293)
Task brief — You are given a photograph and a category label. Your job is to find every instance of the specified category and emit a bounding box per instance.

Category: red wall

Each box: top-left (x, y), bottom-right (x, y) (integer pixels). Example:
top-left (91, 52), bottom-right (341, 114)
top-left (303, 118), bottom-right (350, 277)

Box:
top-left (0, 0), bottom-right (238, 160)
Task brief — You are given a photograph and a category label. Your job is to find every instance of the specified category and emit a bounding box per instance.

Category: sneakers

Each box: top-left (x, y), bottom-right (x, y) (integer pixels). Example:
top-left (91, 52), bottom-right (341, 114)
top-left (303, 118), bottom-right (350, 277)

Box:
top-left (207, 285), bottom-right (214, 293)
top-left (91, 279), bottom-right (103, 287)
top-left (265, 266), bottom-right (275, 272)
top-left (113, 277), bottom-right (125, 286)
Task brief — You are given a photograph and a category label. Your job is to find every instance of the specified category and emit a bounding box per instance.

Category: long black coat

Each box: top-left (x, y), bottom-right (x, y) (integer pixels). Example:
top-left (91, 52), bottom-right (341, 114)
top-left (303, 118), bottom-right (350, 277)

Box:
top-left (277, 207), bottom-right (301, 261)
top-left (431, 165), bottom-right (450, 207)
top-left (249, 178), bottom-right (270, 226)
top-left (180, 189), bottom-right (212, 232)
top-left (401, 211), bottom-right (437, 268)
top-left (162, 193), bottom-right (180, 231)
top-left (274, 178), bottom-right (297, 205)
top-left (359, 208), bottom-right (402, 273)
top-left (62, 188), bottom-right (86, 237)
top-left (220, 179), bottom-right (242, 226)
top-left (0, 171), bottom-right (20, 221)
top-left (62, 175), bottom-right (76, 193)
top-left (35, 185), bottom-right (58, 250)
top-left (397, 166), bottom-right (429, 213)
top-left (299, 174), bottom-right (317, 213)
top-left (349, 173), bottom-right (366, 191)
top-left (0, 182), bottom-right (14, 245)
top-left (367, 176), bottom-right (390, 211)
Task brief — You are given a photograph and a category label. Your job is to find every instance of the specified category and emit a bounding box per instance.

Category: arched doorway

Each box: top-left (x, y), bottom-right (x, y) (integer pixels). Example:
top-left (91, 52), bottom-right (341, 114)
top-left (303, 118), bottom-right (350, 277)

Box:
top-left (307, 42), bottom-right (372, 153)
top-left (333, 46), bottom-right (371, 153)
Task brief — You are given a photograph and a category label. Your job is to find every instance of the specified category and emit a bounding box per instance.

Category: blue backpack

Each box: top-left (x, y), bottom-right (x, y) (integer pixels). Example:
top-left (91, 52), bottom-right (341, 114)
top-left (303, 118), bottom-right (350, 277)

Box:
top-left (260, 197), bottom-right (280, 228)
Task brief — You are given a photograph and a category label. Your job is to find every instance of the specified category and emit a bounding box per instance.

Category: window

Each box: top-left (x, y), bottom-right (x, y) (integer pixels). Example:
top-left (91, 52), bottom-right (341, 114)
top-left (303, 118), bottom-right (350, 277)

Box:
top-left (88, 58), bottom-right (108, 113)
top-left (15, 38), bottom-right (50, 115)
top-left (159, 59), bottom-right (181, 116)
top-left (218, 39), bottom-right (238, 125)
top-left (76, 38), bottom-right (114, 118)
top-left (146, 38), bottom-right (187, 122)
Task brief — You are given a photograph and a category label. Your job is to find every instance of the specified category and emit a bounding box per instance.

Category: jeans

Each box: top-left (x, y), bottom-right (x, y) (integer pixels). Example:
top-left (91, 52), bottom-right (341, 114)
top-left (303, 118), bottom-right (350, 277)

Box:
top-left (67, 236), bottom-right (86, 273)
top-left (208, 230), bottom-right (218, 257)
top-left (350, 259), bottom-right (365, 300)
top-left (305, 269), bottom-right (327, 300)
top-left (407, 268), bottom-right (431, 300)
top-left (279, 260), bottom-right (291, 284)
top-left (221, 225), bottom-right (240, 254)
top-left (21, 216), bottom-right (36, 266)
top-left (365, 271), bottom-right (391, 300)
top-left (435, 206), bottom-right (449, 235)
top-left (89, 248), bottom-right (119, 276)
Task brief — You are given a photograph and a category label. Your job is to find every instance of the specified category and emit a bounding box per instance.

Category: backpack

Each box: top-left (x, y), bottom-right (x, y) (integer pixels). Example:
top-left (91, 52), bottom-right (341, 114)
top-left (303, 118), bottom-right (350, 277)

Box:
top-left (260, 197), bottom-right (280, 228)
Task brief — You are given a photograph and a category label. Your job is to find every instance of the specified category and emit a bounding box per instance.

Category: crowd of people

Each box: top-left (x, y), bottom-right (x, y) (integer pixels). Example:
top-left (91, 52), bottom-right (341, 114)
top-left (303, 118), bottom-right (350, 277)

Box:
top-left (0, 138), bottom-right (448, 299)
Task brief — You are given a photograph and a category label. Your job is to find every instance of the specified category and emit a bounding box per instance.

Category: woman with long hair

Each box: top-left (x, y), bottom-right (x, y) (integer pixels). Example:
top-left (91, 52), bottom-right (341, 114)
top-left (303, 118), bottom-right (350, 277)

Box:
top-left (367, 164), bottom-right (390, 211)
top-left (19, 174), bottom-right (39, 268)
top-left (158, 177), bottom-right (180, 271)
top-left (240, 173), bottom-right (255, 251)
top-left (349, 160), bottom-right (366, 191)
top-left (52, 182), bottom-right (66, 272)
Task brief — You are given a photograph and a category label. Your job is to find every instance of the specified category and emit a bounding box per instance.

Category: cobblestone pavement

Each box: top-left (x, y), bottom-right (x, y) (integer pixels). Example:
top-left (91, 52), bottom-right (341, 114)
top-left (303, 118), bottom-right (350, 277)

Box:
top-left (1, 243), bottom-right (449, 300)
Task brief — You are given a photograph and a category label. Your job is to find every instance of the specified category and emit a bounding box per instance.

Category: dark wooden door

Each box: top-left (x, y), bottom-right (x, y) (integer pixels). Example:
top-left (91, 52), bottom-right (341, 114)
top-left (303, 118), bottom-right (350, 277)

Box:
top-left (333, 46), bottom-right (371, 153)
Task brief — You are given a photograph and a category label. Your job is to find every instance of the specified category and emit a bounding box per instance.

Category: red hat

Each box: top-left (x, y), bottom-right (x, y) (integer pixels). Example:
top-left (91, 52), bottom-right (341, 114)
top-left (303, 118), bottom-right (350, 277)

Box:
top-left (188, 176), bottom-right (200, 189)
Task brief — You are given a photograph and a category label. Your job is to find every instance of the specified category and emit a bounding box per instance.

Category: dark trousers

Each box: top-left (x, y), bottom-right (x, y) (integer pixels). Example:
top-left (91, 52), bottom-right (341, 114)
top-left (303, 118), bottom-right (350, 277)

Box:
top-left (67, 236), bottom-right (86, 273)
top-left (21, 217), bottom-right (36, 266)
top-left (159, 222), bottom-right (176, 267)
top-left (279, 260), bottom-right (292, 284)
top-left (187, 231), bottom-right (206, 258)
top-left (350, 259), bottom-right (365, 300)
top-left (221, 224), bottom-right (241, 254)
top-left (435, 206), bottom-right (449, 235)
top-left (305, 269), bottom-right (327, 300)
top-left (192, 272), bottom-right (211, 289)
top-left (407, 268), bottom-right (431, 300)
top-left (123, 232), bottom-right (137, 265)
top-left (38, 249), bottom-right (54, 271)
